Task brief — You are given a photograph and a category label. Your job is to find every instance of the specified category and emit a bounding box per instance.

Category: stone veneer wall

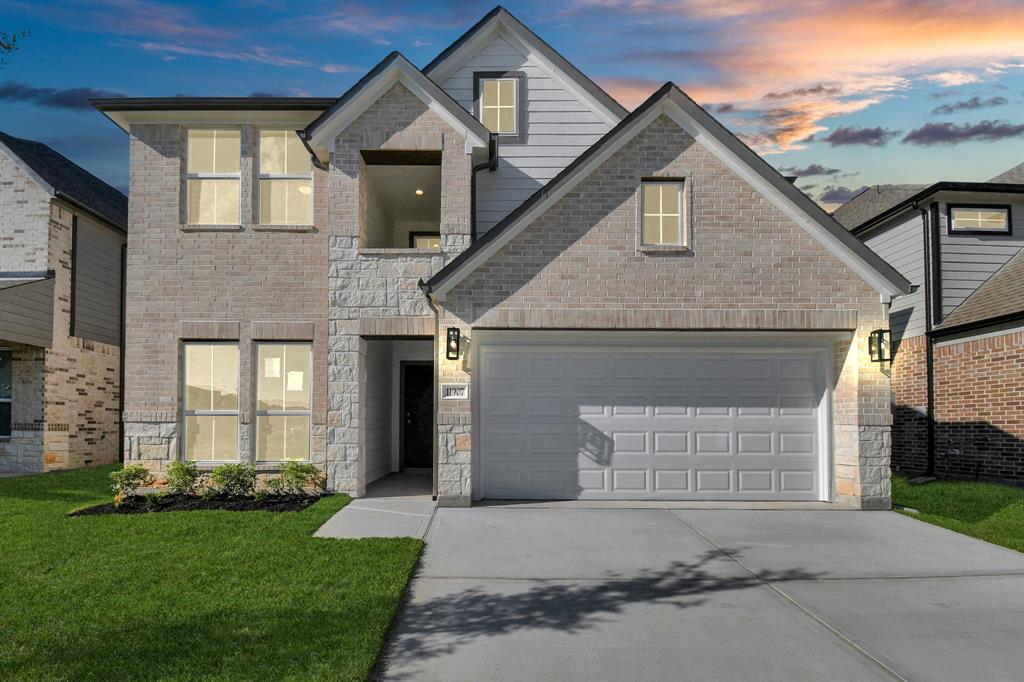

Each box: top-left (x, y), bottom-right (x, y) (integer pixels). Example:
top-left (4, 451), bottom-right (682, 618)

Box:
top-left (0, 202), bottom-right (121, 473)
top-left (436, 115), bottom-right (892, 508)
top-left (121, 123), bottom-right (329, 473)
top-left (326, 82), bottom-right (471, 495)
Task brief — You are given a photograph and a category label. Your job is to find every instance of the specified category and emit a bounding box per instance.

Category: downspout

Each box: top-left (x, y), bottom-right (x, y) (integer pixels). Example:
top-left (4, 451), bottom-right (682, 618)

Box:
top-left (118, 244), bottom-right (127, 463)
top-left (916, 201), bottom-right (937, 476)
top-left (469, 134), bottom-right (499, 242)
top-left (422, 289), bottom-right (441, 502)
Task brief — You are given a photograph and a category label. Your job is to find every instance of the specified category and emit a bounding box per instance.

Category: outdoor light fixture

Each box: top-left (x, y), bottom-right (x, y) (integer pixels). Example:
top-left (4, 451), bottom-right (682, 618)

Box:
top-left (868, 328), bottom-right (891, 363)
top-left (415, 188), bottom-right (424, 196)
top-left (446, 327), bottom-right (460, 360)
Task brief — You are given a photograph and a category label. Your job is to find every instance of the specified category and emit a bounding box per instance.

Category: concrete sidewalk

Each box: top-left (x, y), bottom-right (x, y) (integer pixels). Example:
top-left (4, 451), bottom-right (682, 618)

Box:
top-left (378, 508), bottom-right (1024, 682)
top-left (315, 471), bottom-right (436, 540)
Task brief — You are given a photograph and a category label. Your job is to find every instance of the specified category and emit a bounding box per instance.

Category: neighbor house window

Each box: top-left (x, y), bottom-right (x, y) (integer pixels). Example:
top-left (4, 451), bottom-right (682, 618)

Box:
top-left (256, 343), bottom-right (311, 461)
top-left (182, 343), bottom-right (239, 461)
top-left (409, 232), bottom-right (441, 250)
top-left (0, 349), bottom-right (10, 438)
top-left (641, 181), bottom-right (684, 246)
top-left (187, 129), bottom-right (241, 225)
top-left (480, 78), bottom-right (517, 134)
top-left (948, 205), bottom-right (1010, 234)
top-left (259, 130), bottom-right (313, 225)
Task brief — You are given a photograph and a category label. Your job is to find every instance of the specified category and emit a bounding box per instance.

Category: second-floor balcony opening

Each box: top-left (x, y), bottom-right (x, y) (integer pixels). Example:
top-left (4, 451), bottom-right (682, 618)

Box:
top-left (361, 150), bottom-right (442, 250)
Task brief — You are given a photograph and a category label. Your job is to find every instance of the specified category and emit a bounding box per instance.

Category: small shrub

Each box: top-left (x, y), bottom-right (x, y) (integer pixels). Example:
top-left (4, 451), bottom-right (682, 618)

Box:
top-left (208, 463), bottom-right (257, 497)
top-left (110, 464), bottom-right (155, 504)
top-left (264, 477), bottom-right (286, 495)
top-left (166, 460), bottom-right (202, 496)
top-left (278, 461), bottom-right (325, 495)
top-left (143, 492), bottom-right (162, 511)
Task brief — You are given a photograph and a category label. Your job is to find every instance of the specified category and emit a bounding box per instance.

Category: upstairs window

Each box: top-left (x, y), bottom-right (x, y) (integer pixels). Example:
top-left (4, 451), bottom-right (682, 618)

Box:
top-left (182, 343), bottom-right (239, 461)
top-left (641, 181), bottom-right (685, 246)
top-left (948, 205), bottom-right (1010, 234)
top-left (259, 130), bottom-right (313, 225)
top-left (186, 129), bottom-right (240, 225)
top-left (480, 78), bottom-right (517, 134)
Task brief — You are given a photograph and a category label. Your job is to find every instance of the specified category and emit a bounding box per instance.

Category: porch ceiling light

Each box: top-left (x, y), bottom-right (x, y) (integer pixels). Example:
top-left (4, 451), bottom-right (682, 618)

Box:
top-left (868, 328), bottom-right (891, 363)
top-left (415, 188), bottom-right (424, 196)
top-left (446, 327), bottom-right (460, 360)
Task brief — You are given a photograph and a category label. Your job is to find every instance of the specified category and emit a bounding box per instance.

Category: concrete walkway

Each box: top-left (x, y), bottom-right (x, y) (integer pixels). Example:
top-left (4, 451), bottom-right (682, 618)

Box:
top-left (315, 471), bottom-right (436, 540)
top-left (377, 508), bottom-right (1024, 682)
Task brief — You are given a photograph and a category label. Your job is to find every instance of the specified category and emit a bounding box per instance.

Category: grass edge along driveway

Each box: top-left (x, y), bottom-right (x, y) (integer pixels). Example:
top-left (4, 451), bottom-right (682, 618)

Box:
top-left (892, 473), bottom-right (1024, 553)
top-left (0, 465), bottom-right (422, 681)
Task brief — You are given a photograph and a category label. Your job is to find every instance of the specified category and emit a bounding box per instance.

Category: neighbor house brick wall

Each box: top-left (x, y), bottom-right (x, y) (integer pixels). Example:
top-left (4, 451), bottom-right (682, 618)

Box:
top-left (933, 330), bottom-right (1024, 480)
top-left (890, 334), bottom-right (929, 473)
top-left (326, 82), bottom-right (471, 494)
top-left (0, 148), bottom-right (50, 272)
top-left (122, 123), bottom-right (329, 473)
top-left (438, 114), bottom-right (892, 508)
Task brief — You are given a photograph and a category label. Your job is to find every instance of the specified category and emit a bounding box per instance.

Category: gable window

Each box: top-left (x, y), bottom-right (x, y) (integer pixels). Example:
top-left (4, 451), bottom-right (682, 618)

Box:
top-left (259, 130), bottom-right (313, 225)
top-left (641, 181), bottom-right (684, 246)
top-left (182, 343), bottom-right (239, 461)
top-left (256, 343), bottom-right (311, 462)
top-left (948, 205), bottom-right (1010, 234)
top-left (186, 129), bottom-right (241, 225)
top-left (0, 349), bottom-right (10, 438)
top-left (481, 78), bottom-right (517, 134)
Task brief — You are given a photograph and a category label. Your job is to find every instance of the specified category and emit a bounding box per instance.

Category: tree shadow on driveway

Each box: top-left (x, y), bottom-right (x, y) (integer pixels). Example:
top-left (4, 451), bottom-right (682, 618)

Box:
top-left (376, 547), bottom-right (822, 679)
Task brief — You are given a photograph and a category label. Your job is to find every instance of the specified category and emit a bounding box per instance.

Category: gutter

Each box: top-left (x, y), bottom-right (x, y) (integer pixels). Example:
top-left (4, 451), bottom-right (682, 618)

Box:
top-left (296, 129), bottom-right (329, 172)
top-left (929, 309), bottom-right (1024, 339)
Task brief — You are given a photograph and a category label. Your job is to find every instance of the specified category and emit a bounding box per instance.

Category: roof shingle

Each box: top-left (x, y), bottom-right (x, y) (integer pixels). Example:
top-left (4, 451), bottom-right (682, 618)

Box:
top-left (938, 247), bottom-right (1024, 331)
top-left (831, 184), bottom-right (926, 230)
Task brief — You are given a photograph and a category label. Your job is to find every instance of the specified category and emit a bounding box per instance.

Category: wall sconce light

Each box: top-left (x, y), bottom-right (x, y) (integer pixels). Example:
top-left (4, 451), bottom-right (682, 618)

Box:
top-left (868, 328), bottom-right (891, 363)
top-left (446, 327), bottom-right (460, 360)
top-left (461, 337), bottom-right (472, 373)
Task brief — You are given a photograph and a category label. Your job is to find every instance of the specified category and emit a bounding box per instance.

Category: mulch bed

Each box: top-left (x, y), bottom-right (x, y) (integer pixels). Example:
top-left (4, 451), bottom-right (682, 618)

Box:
top-left (69, 493), bottom-right (322, 516)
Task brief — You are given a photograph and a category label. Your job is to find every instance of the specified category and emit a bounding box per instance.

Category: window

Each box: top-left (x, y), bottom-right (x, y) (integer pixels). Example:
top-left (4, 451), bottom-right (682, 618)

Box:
top-left (0, 350), bottom-right (10, 438)
top-left (642, 181), bottom-right (684, 246)
top-left (948, 205), bottom-right (1010, 234)
top-left (182, 343), bottom-right (239, 461)
top-left (480, 78), bottom-right (517, 134)
top-left (259, 130), bottom-right (313, 225)
top-left (256, 343), bottom-right (311, 461)
top-left (187, 129), bottom-right (241, 225)
top-left (409, 232), bottom-right (441, 250)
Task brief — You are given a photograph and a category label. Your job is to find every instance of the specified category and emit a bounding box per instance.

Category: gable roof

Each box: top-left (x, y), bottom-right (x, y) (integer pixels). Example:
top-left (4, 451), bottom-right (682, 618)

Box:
top-left (0, 132), bottom-right (127, 231)
top-left (937, 246), bottom-right (1024, 332)
top-left (423, 6), bottom-right (627, 125)
top-left (990, 162), bottom-right (1024, 184)
top-left (424, 83), bottom-right (910, 299)
top-left (832, 185), bottom-right (926, 230)
top-left (302, 52), bottom-right (491, 158)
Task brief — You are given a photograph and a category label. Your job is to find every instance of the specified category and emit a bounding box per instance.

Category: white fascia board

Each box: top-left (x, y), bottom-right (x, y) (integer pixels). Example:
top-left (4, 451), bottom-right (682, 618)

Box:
top-left (307, 61), bottom-right (487, 157)
top-left (431, 103), bottom-right (663, 300)
top-left (660, 102), bottom-right (904, 298)
top-left (0, 141), bottom-right (55, 197)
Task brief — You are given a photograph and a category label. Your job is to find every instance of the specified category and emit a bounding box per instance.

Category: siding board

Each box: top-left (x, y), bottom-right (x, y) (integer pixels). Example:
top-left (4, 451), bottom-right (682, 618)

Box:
top-left (864, 213), bottom-right (926, 341)
top-left (71, 213), bottom-right (124, 346)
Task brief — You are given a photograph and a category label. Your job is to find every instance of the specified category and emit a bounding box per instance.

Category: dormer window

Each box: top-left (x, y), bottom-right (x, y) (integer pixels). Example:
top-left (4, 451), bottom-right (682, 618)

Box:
top-left (948, 205), bottom-right (1010, 234)
top-left (475, 72), bottom-right (525, 142)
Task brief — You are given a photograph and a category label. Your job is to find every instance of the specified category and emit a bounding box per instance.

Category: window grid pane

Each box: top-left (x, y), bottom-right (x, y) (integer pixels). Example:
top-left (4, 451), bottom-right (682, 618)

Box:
top-left (952, 207), bottom-right (1008, 231)
top-left (642, 183), bottom-right (683, 245)
top-left (481, 78), bottom-right (516, 134)
top-left (259, 130), bottom-right (313, 225)
top-left (256, 343), bottom-right (312, 461)
top-left (183, 343), bottom-right (239, 461)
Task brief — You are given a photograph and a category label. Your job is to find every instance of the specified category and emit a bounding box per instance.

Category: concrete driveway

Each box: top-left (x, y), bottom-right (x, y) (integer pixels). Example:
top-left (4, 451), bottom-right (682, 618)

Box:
top-left (377, 508), bottom-right (1024, 682)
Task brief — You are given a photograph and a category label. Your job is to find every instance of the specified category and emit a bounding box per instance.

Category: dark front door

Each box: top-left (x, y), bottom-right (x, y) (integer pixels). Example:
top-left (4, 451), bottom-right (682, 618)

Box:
top-left (401, 362), bottom-right (433, 469)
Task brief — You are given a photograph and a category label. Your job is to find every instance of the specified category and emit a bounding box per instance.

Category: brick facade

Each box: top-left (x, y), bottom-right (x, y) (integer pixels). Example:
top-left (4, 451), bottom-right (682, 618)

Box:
top-left (0, 202), bottom-right (121, 473)
top-left (890, 334), bottom-right (929, 473)
top-left (436, 115), bottom-right (892, 508)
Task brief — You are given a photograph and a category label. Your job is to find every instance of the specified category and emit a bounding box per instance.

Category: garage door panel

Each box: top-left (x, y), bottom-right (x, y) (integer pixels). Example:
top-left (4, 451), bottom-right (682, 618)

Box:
top-left (481, 344), bottom-right (826, 501)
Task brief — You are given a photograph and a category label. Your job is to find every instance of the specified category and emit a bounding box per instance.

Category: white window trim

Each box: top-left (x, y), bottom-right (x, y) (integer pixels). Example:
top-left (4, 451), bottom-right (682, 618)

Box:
top-left (254, 342), bottom-right (312, 463)
top-left (480, 77), bottom-right (518, 135)
top-left (0, 347), bottom-right (10, 440)
top-left (185, 128), bottom-right (242, 226)
top-left (180, 341), bottom-right (240, 464)
top-left (640, 179), bottom-right (687, 248)
top-left (256, 129), bottom-right (314, 226)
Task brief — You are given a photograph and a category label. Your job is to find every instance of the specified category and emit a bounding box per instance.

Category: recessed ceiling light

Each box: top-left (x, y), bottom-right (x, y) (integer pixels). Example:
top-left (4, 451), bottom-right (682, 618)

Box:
top-left (415, 189), bottom-right (424, 196)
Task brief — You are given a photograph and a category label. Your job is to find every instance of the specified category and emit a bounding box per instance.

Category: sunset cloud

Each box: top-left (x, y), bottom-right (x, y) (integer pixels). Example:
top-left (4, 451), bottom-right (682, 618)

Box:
top-left (778, 164), bottom-right (843, 178)
top-left (133, 41), bottom-right (310, 68)
top-left (823, 126), bottom-right (900, 147)
top-left (931, 96), bottom-right (1008, 115)
top-left (902, 120), bottom-right (1024, 146)
top-left (0, 81), bottom-right (126, 110)
top-left (820, 185), bottom-right (869, 204)
top-left (922, 71), bottom-right (982, 87)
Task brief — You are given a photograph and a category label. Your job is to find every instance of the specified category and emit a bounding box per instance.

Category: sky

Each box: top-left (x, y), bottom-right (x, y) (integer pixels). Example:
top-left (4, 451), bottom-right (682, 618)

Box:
top-left (0, 0), bottom-right (1022, 207)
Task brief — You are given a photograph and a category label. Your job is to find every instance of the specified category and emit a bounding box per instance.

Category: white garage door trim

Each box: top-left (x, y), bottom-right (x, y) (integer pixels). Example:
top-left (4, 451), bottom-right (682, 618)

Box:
top-left (472, 332), bottom-right (836, 502)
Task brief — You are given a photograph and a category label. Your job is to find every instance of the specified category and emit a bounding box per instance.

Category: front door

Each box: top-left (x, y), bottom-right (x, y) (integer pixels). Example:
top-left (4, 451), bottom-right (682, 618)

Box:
top-left (401, 362), bottom-right (433, 469)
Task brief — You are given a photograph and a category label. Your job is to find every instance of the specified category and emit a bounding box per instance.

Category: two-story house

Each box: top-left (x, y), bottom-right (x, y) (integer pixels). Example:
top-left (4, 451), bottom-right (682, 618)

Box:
top-left (835, 162), bottom-right (1024, 482)
top-left (0, 132), bottom-right (127, 474)
top-left (95, 7), bottom-right (909, 508)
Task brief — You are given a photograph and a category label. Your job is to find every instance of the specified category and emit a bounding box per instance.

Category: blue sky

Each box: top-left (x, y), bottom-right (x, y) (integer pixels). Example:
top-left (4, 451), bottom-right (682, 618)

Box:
top-left (1, 0), bottom-right (1022, 205)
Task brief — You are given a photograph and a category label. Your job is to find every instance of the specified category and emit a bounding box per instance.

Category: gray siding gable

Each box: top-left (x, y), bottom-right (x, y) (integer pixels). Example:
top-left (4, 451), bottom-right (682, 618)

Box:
top-left (864, 214), bottom-right (926, 341)
top-left (72, 213), bottom-right (125, 347)
top-left (439, 33), bottom-right (616, 233)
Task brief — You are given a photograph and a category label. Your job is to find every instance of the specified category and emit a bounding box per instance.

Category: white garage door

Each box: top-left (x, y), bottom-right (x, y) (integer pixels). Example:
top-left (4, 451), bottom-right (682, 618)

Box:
top-left (479, 340), bottom-right (829, 501)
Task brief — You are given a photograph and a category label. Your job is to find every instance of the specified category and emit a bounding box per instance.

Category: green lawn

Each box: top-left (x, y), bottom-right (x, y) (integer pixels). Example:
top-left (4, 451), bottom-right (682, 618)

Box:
top-left (0, 465), bottom-right (423, 681)
top-left (892, 474), bottom-right (1024, 552)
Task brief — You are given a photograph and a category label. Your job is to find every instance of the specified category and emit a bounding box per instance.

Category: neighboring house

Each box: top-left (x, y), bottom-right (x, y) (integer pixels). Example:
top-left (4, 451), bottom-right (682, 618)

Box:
top-left (835, 162), bottom-right (1024, 482)
top-left (0, 132), bottom-right (127, 474)
top-left (95, 7), bottom-right (908, 509)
